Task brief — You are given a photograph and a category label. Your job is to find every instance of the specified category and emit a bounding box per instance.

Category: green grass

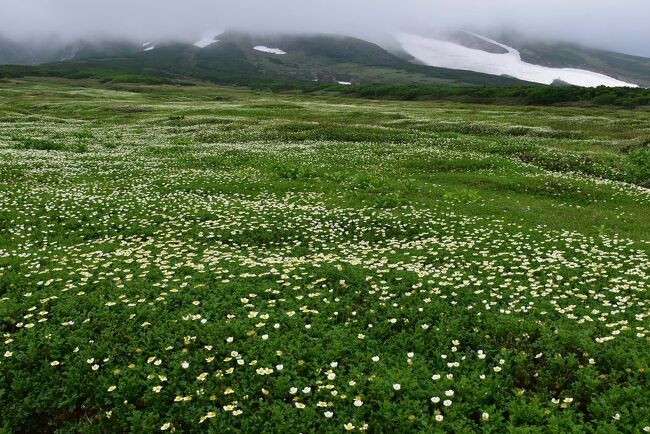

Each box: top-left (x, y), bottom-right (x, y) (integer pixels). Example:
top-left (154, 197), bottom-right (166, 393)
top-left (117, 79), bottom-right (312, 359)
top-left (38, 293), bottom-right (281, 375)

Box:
top-left (0, 78), bottom-right (649, 433)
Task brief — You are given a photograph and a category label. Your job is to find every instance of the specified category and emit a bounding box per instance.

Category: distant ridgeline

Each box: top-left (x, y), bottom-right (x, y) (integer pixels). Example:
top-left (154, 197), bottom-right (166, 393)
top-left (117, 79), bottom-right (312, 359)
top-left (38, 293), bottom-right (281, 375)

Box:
top-left (1, 31), bottom-right (649, 108)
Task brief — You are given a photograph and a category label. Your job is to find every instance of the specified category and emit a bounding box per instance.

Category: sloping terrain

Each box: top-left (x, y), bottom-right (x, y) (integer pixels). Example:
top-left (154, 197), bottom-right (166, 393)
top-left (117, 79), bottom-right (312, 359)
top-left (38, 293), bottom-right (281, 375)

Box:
top-left (445, 31), bottom-right (650, 87)
top-left (0, 36), bottom-right (144, 65)
top-left (0, 36), bottom-right (69, 65)
top-left (396, 32), bottom-right (639, 87)
top-left (0, 32), bottom-right (535, 87)
top-left (506, 38), bottom-right (650, 88)
top-left (2, 31), bottom-right (650, 88)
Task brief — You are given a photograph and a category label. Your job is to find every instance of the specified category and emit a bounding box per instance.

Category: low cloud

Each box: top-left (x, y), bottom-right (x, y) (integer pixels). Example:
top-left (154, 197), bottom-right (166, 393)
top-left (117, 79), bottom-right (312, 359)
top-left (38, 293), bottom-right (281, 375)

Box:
top-left (1, 0), bottom-right (648, 56)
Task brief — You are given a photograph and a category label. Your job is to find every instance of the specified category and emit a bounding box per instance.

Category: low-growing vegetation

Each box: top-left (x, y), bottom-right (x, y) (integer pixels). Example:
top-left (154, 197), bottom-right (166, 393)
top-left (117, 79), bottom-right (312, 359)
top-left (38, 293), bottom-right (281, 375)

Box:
top-left (3, 62), bottom-right (650, 108)
top-left (323, 84), bottom-right (650, 108)
top-left (0, 79), bottom-right (649, 433)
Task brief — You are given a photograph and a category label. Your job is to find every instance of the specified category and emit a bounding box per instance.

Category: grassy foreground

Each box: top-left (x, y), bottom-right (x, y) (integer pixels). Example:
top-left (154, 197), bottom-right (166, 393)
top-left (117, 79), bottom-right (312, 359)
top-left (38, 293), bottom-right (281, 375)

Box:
top-left (0, 78), bottom-right (649, 433)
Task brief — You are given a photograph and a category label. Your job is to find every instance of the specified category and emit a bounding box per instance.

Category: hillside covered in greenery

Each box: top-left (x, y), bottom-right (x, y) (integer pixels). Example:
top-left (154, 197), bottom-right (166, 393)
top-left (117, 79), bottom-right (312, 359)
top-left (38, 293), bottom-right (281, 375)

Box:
top-left (0, 32), bottom-right (534, 88)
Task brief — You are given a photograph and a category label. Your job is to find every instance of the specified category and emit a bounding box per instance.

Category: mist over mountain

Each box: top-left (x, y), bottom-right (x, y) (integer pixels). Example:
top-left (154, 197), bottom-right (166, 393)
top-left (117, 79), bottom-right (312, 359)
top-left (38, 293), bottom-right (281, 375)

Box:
top-left (1, 0), bottom-right (649, 57)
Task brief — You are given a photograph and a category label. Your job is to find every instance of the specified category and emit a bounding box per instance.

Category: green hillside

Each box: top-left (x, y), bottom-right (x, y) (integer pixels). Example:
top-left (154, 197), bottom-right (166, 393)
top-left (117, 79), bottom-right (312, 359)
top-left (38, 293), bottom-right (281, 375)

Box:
top-left (0, 32), bottom-right (534, 87)
top-left (3, 32), bottom-right (650, 88)
top-left (499, 36), bottom-right (650, 87)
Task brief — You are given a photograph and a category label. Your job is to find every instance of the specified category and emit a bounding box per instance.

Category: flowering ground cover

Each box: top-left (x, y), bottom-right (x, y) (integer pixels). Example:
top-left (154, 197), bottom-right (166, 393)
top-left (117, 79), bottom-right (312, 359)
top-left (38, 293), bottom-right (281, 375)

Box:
top-left (0, 78), bottom-right (649, 433)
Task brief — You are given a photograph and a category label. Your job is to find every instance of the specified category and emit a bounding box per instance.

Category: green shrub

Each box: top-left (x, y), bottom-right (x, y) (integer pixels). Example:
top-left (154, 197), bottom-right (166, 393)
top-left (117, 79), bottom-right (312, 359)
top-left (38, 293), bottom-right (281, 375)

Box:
top-left (14, 138), bottom-right (64, 151)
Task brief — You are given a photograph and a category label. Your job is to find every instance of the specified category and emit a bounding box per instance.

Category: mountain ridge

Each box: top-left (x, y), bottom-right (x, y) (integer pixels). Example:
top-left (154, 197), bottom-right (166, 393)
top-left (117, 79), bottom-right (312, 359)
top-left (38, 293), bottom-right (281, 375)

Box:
top-left (1, 31), bottom-right (649, 88)
top-left (0, 32), bottom-right (536, 87)
top-left (395, 32), bottom-right (641, 87)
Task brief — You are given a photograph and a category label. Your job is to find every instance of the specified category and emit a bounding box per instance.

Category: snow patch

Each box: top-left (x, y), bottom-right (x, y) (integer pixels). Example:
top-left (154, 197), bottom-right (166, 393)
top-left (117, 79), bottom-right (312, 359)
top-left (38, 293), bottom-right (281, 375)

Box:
top-left (397, 33), bottom-right (637, 88)
top-left (194, 34), bottom-right (220, 48)
top-left (59, 51), bottom-right (78, 62)
top-left (142, 42), bottom-right (155, 52)
top-left (253, 46), bottom-right (286, 55)
top-left (337, 81), bottom-right (352, 85)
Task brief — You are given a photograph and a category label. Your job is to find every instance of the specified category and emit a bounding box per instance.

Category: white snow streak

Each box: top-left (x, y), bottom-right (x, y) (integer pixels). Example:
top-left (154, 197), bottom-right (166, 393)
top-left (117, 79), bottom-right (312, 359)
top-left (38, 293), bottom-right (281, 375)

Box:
top-left (253, 46), bottom-right (286, 55)
top-left (397, 33), bottom-right (637, 88)
top-left (194, 34), bottom-right (220, 48)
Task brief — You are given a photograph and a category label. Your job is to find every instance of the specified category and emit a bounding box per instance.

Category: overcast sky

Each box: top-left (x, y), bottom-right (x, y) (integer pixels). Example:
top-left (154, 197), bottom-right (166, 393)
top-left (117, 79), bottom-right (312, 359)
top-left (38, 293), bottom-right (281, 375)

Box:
top-left (1, 0), bottom-right (649, 56)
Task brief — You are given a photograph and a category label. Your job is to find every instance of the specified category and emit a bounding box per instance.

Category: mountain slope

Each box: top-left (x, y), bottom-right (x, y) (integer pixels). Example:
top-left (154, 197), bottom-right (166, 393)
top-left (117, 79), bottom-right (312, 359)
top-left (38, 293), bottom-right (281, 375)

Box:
top-left (0, 36), bottom-right (66, 65)
top-left (0, 36), bottom-right (146, 65)
top-left (0, 32), bottom-right (535, 87)
top-left (501, 38), bottom-right (650, 88)
top-left (3, 31), bottom-right (648, 88)
top-left (396, 32), bottom-right (641, 88)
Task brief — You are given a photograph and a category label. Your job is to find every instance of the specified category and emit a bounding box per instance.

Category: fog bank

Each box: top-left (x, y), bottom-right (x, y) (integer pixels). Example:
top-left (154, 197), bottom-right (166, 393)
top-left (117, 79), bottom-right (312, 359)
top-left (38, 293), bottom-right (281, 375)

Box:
top-left (1, 0), bottom-right (649, 56)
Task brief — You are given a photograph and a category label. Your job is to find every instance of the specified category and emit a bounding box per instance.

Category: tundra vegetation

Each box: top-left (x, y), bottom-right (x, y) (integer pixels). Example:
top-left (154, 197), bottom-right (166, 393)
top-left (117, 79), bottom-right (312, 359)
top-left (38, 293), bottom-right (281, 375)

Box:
top-left (0, 78), bottom-right (649, 433)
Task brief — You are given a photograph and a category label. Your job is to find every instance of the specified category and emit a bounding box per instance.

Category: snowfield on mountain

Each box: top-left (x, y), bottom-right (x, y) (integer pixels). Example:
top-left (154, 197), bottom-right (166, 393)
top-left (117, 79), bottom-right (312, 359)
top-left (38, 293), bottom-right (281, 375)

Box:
top-left (253, 45), bottom-right (287, 55)
top-left (194, 34), bottom-right (221, 48)
top-left (397, 33), bottom-right (638, 88)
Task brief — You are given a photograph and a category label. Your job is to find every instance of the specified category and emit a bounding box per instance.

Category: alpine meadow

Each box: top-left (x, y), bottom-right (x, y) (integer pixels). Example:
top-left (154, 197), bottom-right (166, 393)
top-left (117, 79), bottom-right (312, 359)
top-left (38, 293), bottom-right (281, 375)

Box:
top-left (1, 1), bottom-right (650, 433)
top-left (0, 78), bottom-right (648, 433)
